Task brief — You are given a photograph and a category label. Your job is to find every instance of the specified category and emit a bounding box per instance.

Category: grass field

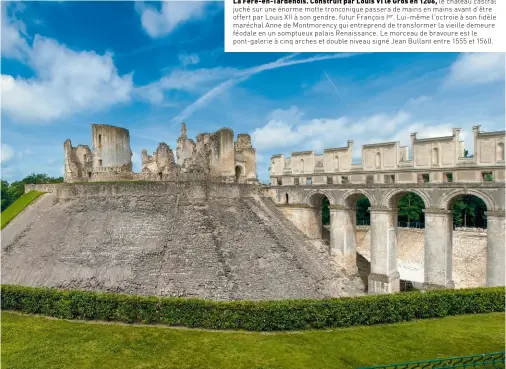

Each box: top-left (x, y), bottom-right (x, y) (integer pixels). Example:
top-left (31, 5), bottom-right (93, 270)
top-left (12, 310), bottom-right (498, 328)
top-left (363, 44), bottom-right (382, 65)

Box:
top-left (0, 191), bottom-right (44, 230)
top-left (2, 312), bottom-right (504, 369)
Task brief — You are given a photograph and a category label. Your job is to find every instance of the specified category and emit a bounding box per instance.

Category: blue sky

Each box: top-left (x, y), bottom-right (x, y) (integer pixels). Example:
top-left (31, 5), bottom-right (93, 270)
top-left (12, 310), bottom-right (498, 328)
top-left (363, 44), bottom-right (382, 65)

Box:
top-left (1, 1), bottom-right (505, 183)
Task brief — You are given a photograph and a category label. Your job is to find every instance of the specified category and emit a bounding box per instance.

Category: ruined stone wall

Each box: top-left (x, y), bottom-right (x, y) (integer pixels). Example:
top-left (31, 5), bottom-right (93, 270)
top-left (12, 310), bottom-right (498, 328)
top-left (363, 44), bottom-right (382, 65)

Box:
top-left (64, 140), bottom-right (93, 181)
top-left (412, 129), bottom-right (462, 170)
top-left (271, 126), bottom-right (505, 185)
top-left (363, 142), bottom-right (398, 171)
top-left (235, 133), bottom-right (257, 181)
top-left (64, 124), bottom-right (134, 183)
top-left (65, 123), bottom-right (258, 184)
top-left (92, 124), bottom-right (132, 169)
top-left (141, 124), bottom-right (257, 184)
top-left (176, 123), bottom-right (196, 166)
top-left (210, 128), bottom-right (235, 177)
top-left (476, 129), bottom-right (505, 166)
top-left (25, 184), bottom-right (60, 194)
top-left (27, 181), bottom-right (265, 200)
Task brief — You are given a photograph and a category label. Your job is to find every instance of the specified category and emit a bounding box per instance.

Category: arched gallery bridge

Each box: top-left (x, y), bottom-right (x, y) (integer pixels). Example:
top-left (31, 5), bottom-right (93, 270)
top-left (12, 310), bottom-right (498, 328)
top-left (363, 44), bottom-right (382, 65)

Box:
top-left (266, 182), bottom-right (505, 294)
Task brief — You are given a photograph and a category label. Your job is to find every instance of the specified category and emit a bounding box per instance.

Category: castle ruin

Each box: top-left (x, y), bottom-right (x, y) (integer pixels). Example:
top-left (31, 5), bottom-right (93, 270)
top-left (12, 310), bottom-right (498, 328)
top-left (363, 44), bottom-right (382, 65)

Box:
top-left (64, 123), bottom-right (257, 184)
top-left (2, 122), bottom-right (504, 300)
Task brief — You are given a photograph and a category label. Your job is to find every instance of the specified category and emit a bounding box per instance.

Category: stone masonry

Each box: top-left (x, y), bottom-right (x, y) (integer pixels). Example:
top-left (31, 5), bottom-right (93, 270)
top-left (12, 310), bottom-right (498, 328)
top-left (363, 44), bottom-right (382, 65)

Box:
top-left (1, 124), bottom-right (504, 300)
top-left (1, 182), bottom-right (364, 300)
top-left (64, 123), bottom-right (257, 184)
top-left (268, 126), bottom-right (505, 294)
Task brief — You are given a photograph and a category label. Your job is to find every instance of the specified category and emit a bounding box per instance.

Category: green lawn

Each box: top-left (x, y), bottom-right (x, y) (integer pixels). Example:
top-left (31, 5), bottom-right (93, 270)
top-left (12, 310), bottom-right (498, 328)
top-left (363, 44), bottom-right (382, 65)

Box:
top-left (0, 191), bottom-right (44, 230)
top-left (2, 312), bottom-right (504, 369)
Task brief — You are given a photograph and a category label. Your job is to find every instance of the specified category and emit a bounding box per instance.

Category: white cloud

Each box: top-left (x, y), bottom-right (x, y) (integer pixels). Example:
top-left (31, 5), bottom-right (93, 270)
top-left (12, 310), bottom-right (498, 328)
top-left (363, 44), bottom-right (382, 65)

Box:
top-left (445, 52), bottom-right (505, 87)
top-left (0, 4), bottom-right (30, 61)
top-left (251, 107), bottom-right (414, 157)
top-left (179, 52), bottom-right (200, 66)
top-left (406, 95), bottom-right (432, 107)
top-left (1, 32), bottom-right (134, 122)
top-left (136, 1), bottom-right (208, 38)
top-left (1, 144), bottom-right (15, 164)
top-left (136, 67), bottom-right (237, 104)
top-left (131, 152), bottom-right (142, 172)
top-left (172, 52), bottom-right (364, 123)
top-left (17, 148), bottom-right (32, 159)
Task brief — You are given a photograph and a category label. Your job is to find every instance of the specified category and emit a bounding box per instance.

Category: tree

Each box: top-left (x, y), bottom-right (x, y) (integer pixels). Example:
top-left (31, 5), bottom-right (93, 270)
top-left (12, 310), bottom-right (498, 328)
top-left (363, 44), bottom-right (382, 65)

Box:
top-left (356, 196), bottom-right (371, 224)
top-left (453, 196), bottom-right (475, 227)
top-left (398, 193), bottom-right (425, 227)
top-left (322, 197), bottom-right (330, 225)
top-left (1, 180), bottom-right (11, 211)
top-left (452, 195), bottom-right (486, 228)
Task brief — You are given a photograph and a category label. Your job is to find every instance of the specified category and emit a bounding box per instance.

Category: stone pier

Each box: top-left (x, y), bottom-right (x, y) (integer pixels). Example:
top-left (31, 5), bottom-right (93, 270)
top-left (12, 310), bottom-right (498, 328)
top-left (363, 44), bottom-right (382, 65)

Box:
top-left (486, 211), bottom-right (505, 287)
top-left (368, 207), bottom-right (400, 294)
top-left (423, 209), bottom-right (455, 290)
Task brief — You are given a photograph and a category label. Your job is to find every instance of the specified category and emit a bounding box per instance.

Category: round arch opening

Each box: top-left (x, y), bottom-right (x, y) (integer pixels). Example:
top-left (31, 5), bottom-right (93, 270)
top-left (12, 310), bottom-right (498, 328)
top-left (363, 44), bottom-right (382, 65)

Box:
top-left (234, 165), bottom-right (242, 183)
top-left (448, 194), bottom-right (488, 229)
top-left (387, 191), bottom-right (427, 229)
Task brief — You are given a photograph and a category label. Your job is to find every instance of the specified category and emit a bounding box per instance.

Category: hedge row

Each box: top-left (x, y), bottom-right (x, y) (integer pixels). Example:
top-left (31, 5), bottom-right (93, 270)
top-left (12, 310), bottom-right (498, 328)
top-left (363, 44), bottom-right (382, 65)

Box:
top-left (1, 284), bottom-right (504, 331)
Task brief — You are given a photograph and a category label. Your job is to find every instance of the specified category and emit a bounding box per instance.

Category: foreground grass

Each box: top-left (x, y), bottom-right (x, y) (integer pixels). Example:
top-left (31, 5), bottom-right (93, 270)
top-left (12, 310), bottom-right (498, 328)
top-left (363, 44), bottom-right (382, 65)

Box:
top-left (0, 191), bottom-right (43, 229)
top-left (2, 312), bottom-right (504, 369)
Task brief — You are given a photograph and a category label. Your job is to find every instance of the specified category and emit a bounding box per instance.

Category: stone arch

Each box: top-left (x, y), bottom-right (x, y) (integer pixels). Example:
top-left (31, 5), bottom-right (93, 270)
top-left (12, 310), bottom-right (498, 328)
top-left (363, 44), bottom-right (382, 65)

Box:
top-left (438, 188), bottom-right (495, 211)
top-left (338, 189), bottom-right (377, 207)
top-left (235, 165), bottom-right (242, 182)
top-left (381, 188), bottom-right (431, 209)
top-left (304, 189), bottom-right (335, 206)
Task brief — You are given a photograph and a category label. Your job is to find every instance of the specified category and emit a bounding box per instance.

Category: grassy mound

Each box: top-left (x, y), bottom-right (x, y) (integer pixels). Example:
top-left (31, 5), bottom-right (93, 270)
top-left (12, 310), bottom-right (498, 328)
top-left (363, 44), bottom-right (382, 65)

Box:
top-left (1, 191), bottom-right (44, 230)
top-left (2, 312), bottom-right (504, 369)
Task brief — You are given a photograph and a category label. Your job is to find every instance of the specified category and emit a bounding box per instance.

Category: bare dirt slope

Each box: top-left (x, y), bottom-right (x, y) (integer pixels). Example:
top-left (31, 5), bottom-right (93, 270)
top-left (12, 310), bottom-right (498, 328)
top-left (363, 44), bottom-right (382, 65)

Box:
top-left (356, 227), bottom-right (487, 288)
top-left (1, 194), bottom-right (365, 300)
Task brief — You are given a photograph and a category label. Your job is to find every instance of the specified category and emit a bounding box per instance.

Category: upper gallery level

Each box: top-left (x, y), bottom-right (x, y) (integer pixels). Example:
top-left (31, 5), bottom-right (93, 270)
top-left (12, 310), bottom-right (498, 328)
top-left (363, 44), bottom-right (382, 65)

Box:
top-left (269, 126), bottom-right (505, 185)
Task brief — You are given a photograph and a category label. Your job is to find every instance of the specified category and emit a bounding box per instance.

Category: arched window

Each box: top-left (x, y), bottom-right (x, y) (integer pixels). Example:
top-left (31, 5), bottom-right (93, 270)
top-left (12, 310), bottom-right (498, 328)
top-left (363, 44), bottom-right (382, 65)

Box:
top-left (375, 152), bottom-right (381, 168)
top-left (334, 156), bottom-right (340, 170)
top-left (285, 193), bottom-right (289, 204)
top-left (235, 166), bottom-right (242, 183)
top-left (497, 143), bottom-right (504, 161)
top-left (432, 147), bottom-right (439, 165)
top-left (300, 159), bottom-right (305, 173)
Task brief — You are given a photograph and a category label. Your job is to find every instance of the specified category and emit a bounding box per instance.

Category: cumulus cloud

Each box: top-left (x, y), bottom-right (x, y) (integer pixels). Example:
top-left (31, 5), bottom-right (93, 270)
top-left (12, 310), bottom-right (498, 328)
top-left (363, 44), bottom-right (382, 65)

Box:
top-left (1, 8), bottom-right (134, 122)
top-left (136, 1), bottom-right (209, 38)
top-left (252, 107), bottom-right (411, 154)
top-left (1, 144), bottom-right (15, 164)
top-left (445, 52), bottom-right (505, 87)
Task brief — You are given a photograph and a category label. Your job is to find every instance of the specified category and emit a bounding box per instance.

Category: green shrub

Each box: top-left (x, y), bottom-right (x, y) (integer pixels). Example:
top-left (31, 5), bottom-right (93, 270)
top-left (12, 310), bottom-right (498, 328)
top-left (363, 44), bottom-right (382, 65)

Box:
top-left (1, 284), bottom-right (504, 331)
